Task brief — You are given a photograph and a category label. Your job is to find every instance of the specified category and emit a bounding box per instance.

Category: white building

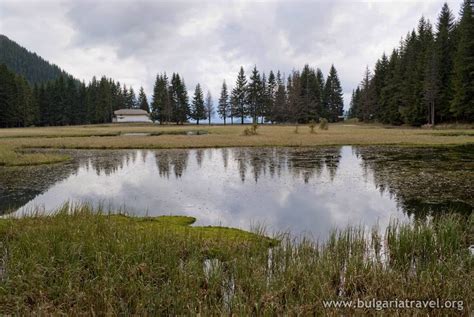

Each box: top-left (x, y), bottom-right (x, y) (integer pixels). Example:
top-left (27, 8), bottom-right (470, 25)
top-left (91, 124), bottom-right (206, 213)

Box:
top-left (113, 109), bottom-right (152, 123)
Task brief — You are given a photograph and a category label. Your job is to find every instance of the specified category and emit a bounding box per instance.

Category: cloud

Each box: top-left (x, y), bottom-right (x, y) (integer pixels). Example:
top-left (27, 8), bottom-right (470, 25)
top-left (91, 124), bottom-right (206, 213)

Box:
top-left (0, 0), bottom-right (463, 113)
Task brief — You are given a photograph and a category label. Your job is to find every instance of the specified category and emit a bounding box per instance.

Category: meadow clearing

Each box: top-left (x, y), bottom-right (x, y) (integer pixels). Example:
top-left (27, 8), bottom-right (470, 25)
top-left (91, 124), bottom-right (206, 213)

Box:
top-left (0, 123), bottom-right (472, 166)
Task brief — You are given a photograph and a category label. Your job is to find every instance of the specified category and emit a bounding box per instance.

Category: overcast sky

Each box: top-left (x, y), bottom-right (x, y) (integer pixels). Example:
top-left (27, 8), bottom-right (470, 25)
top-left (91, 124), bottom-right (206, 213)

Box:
top-left (0, 0), bottom-right (463, 111)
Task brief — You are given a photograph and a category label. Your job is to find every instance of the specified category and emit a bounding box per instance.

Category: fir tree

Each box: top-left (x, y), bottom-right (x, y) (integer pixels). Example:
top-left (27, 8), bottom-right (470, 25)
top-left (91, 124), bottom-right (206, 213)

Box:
top-left (247, 66), bottom-right (263, 123)
top-left (265, 71), bottom-right (277, 123)
top-left (151, 74), bottom-right (171, 123)
top-left (205, 91), bottom-right (214, 125)
top-left (218, 80), bottom-right (229, 124)
top-left (323, 65), bottom-right (344, 122)
top-left (451, 0), bottom-right (474, 121)
top-left (137, 87), bottom-right (149, 112)
top-left (435, 3), bottom-right (456, 121)
top-left (170, 73), bottom-right (189, 124)
top-left (191, 83), bottom-right (206, 125)
top-left (273, 71), bottom-right (287, 123)
top-left (231, 66), bottom-right (247, 124)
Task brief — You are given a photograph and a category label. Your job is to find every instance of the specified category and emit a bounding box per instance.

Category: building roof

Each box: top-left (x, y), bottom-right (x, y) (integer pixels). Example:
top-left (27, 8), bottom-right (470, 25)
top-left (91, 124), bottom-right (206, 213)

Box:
top-left (114, 109), bottom-right (149, 115)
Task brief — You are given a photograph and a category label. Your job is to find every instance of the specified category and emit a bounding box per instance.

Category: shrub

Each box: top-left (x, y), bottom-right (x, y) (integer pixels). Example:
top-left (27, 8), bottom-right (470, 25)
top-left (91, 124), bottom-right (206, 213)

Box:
top-left (319, 118), bottom-right (329, 130)
top-left (243, 124), bottom-right (259, 136)
top-left (309, 120), bottom-right (316, 134)
top-left (294, 124), bottom-right (299, 134)
top-left (345, 117), bottom-right (359, 124)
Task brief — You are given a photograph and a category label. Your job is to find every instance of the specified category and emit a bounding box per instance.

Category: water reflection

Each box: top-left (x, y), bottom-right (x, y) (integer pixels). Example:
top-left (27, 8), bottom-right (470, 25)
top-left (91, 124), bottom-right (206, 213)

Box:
top-left (1, 146), bottom-right (472, 238)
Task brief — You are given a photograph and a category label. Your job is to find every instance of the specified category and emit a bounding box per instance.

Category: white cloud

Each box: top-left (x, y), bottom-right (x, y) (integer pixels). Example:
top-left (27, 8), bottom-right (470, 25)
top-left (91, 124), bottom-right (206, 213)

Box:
top-left (0, 0), bottom-right (463, 111)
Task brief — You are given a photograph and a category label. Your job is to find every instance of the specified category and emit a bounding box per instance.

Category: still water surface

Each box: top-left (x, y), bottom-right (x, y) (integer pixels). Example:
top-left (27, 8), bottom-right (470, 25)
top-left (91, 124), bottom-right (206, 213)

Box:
top-left (1, 146), bottom-right (472, 238)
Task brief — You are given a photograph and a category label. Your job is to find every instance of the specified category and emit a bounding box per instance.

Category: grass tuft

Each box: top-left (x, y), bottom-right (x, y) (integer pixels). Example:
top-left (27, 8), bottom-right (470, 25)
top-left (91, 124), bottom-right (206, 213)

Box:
top-left (0, 145), bottom-right (69, 166)
top-left (0, 204), bottom-right (471, 315)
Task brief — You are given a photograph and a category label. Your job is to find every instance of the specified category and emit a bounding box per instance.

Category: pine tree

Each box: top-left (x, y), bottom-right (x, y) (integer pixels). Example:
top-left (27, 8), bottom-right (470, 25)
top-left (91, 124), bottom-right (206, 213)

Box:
top-left (314, 68), bottom-right (325, 122)
top-left (218, 80), bottom-right (229, 124)
top-left (451, 0), bottom-right (474, 121)
top-left (359, 66), bottom-right (376, 121)
top-left (126, 87), bottom-right (137, 109)
top-left (300, 64), bottom-right (318, 123)
top-left (170, 73), bottom-right (189, 124)
top-left (205, 91), bottom-right (214, 125)
top-left (383, 49), bottom-right (404, 124)
top-left (231, 66), bottom-right (247, 124)
top-left (435, 3), bottom-right (456, 122)
top-left (273, 71), bottom-right (287, 122)
top-left (191, 83), bottom-right (206, 124)
top-left (349, 88), bottom-right (361, 119)
top-left (423, 41), bottom-right (439, 125)
top-left (246, 66), bottom-right (263, 123)
top-left (265, 71), bottom-right (277, 123)
top-left (323, 65), bottom-right (344, 122)
top-left (137, 87), bottom-right (149, 112)
top-left (287, 72), bottom-right (302, 123)
top-left (151, 74), bottom-right (171, 123)
top-left (372, 54), bottom-right (389, 121)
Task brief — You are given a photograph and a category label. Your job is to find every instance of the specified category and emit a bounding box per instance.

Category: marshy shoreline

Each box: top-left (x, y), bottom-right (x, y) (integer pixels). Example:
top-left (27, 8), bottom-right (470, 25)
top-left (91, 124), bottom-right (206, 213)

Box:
top-left (0, 124), bottom-right (472, 314)
top-left (0, 204), bottom-right (472, 314)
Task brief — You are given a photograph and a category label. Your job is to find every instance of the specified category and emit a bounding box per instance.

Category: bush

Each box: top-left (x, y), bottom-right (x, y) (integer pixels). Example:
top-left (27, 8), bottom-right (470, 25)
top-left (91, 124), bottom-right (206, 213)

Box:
top-left (309, 120), bottom-right (316, 134)
top-left (294, 124), bottom-right (299, 134)
top-left (319, 118), bottom-right (329, 130)
top-left (345, 117), bottom-right (359, 124)
top-left (243, 124), bottom-right (259, 136)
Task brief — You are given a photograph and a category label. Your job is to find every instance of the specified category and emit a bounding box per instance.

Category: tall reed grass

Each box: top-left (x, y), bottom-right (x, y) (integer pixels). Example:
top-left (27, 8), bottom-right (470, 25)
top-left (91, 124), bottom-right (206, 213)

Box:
top-left (0, 204), bottom-right (471, 315)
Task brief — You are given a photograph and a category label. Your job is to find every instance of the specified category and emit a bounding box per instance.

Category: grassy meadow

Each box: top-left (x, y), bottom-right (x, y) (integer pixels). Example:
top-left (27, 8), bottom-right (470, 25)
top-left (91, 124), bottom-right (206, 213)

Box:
top-left (0, 205), bottom-right (471, 314)
top-left (0, 123), bottom-right (471, 166)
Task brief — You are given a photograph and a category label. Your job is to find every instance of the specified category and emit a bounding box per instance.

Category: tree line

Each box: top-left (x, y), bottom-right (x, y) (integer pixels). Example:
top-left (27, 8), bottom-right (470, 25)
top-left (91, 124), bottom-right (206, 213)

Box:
top-left (151, 64), bottom-right (344, 125)
top-left (349, 1), bottom-right (474, 125)
top-left (0, 62), bottom-right (343, 127)
top-left (0, 64), bottom-right (150, 127)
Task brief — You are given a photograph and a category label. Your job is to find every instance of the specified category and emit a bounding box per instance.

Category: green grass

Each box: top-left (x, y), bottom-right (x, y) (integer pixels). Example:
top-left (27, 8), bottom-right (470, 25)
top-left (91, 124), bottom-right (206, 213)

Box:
top-left (0, 204), bottom-right (471, 315)
top-left (0, 144), bottom-right (69, 166)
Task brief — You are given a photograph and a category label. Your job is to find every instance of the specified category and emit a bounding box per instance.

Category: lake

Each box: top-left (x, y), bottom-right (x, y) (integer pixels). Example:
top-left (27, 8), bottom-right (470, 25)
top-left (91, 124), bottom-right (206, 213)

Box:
top-left (1, 146), bottom-right (472, 238)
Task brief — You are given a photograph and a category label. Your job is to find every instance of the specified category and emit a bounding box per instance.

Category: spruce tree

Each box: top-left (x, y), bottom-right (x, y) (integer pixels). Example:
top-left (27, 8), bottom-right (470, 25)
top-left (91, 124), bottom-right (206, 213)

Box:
top-left (451, 0), bottom-right (474, 121)
top-left (218, 80), bottom-right (229, 124)
top-left (300, 64), bottom-right (318, 123)
top-left (191, 83), bottom-right (206, 124)
top-left (246, 66), bottom-right (263, 123)
top-left (287, 72), bottom-right (302, 123)
top-left (127, 87), bottom-right (137, 109)
top-left (137, 87), bottom-right (149, 112)
top-left (170, 74), bottom-right (189, 124)
top-left (273, 71), bottom-right (287, 123)
top-left (231, 66), bottom-right (248, 124)
top-left (372, 54), bottom-right (389, 121)
top-left (359, 66), bottom-right (376, 121)
top-left (435, 3), bottom-right (456, 122)
top-left (265, 71), bottom-right (276, 123)
top-left (151, 74), bottom-right (171, 123)
top-left (205, 91), bottom-right (214, 125)
top-left (323, 65), bottom-right (344, 122)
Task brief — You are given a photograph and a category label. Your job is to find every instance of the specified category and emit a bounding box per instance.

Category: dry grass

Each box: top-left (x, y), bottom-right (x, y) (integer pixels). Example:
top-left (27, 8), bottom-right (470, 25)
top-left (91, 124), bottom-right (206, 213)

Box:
top-left (0, 123), bottom-right (472, 151)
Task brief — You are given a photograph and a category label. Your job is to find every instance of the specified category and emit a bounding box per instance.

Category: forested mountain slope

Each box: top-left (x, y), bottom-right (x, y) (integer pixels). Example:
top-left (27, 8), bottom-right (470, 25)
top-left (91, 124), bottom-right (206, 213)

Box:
top-left (0, 34), bottom-right (69, 84)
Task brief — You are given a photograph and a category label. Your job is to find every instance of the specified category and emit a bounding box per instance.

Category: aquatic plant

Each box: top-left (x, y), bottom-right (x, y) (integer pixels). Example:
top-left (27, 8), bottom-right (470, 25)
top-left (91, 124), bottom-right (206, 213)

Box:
top-left (0, 204), bottom-right (471, 315)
